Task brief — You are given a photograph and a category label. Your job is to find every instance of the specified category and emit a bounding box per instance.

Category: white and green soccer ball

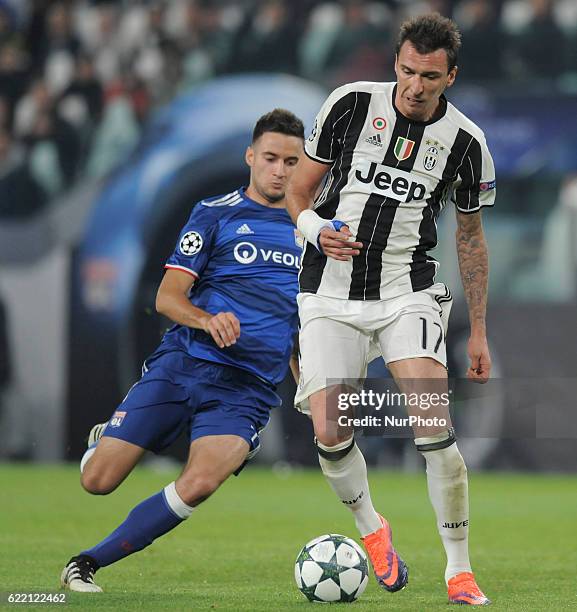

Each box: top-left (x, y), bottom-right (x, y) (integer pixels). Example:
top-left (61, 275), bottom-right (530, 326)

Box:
top-left (294, 534), bottom-right (369, 603)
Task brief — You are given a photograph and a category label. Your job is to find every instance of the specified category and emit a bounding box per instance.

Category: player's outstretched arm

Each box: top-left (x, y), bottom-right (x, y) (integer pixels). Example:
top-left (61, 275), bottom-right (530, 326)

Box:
top-left (286, 155), bottom-right (327, 223)
top-left (455, 210), bottom-right (491, 383)
top-left (156, 269), bottom-right (240, 348)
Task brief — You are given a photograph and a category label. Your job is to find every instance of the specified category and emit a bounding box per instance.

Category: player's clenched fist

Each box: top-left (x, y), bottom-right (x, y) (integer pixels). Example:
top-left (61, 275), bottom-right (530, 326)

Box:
top-left (466, 336), bottom-right (491, 383)
top-left (203, 312), bottom-right (241, 348)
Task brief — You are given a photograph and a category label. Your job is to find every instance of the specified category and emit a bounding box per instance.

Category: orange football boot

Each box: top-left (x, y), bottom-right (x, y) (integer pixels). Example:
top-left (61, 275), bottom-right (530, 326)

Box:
top-left (361, 514), bottom-right (408, 592)
top-left (448, 572), bottom-right (491, 605)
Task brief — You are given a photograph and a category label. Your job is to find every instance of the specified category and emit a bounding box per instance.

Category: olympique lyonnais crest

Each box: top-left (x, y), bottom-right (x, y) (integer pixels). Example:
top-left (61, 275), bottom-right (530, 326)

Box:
top-left (394, 137), bottom-right (415, 161)
top-left (110, 411), bottom-right (126, 428)
top-left (294, 229), bottom-right (304, 248)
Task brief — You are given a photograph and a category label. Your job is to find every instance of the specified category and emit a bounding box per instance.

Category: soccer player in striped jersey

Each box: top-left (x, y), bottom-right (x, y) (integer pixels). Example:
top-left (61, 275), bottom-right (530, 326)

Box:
top-left (60, 109), bottom-right (304, 592)
top-left (287, 14), bottom-right (493, 606)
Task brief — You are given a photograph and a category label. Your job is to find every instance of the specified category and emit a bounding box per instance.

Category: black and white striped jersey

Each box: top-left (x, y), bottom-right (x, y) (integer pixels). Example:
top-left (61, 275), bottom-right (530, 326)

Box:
top-left (301, 81), bottom-right (496, 300)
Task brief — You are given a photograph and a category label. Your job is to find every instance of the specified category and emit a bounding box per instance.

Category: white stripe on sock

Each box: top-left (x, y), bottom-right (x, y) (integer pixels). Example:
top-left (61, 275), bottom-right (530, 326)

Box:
top-left (163, 481), bottom-right (194, 519)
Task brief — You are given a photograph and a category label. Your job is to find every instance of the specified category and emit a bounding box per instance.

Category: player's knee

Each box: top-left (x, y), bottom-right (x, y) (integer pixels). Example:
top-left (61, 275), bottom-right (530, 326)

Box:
top-left (315, 436), bottom-right (356, 465)
top-left (176, 473), bottom-right (222, 506)
top-left (80, 468), bottom-right (121, 495)
top-left (313, 422), bottom-right (352, 448)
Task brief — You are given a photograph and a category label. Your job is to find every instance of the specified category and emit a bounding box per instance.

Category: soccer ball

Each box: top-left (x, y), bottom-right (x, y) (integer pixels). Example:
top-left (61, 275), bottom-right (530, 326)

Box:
top-left (294, 534), bottom-right (369, 603)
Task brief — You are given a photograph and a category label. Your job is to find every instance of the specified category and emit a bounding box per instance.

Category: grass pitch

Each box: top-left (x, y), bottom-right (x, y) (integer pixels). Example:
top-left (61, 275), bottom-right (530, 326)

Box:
top-left (0, 463), bottom-right (576, 610)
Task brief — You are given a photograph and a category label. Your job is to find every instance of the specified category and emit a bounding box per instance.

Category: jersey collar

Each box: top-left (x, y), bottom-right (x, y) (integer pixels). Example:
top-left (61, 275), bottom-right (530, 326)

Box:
top-left (391, 85), bottom-right (448, 126)
top-left (240, 186), bottom-right (289, 213)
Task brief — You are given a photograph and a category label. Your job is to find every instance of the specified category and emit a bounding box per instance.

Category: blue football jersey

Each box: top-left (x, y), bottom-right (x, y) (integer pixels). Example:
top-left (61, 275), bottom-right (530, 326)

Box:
top-left (162, 187), bottom-right (302, 386)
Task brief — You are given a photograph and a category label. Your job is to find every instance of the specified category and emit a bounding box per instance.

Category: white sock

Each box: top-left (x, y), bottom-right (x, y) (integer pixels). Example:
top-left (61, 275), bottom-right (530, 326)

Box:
top-left (317, 439), bottom-right (381, 537)
top-left (80, 447), bottom-right (96, 473)
top-left (418, 441), bottom-right (472, 583)
top-left (163, 481), bottom-right (195, 519)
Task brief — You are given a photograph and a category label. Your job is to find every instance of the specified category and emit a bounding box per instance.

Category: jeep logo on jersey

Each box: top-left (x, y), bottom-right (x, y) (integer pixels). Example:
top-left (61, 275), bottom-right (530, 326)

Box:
top-left (233, 241), bottom-right (300, 268)
top-left (355, 161), bottom-right (427, 202)
top-left (179, 231), bottom-right (203, 256)
top-left (423, 146), bottom-right (438, 171)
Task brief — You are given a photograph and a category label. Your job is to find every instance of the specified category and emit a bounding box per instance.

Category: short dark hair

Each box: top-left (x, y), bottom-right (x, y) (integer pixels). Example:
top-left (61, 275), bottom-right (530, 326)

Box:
top-left (252, 108), bottom-right (304, 143)
top-left (396, 13), bottom-right (461, 72)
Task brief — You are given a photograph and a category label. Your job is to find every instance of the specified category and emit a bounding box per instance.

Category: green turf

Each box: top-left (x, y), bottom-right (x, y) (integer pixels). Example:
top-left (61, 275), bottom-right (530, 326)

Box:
top-left (1, 464), bottom-right (576, 610)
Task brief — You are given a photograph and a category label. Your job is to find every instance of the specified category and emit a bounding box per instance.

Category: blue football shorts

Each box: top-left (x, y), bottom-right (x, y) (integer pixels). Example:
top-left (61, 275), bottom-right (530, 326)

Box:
top-left (102, 349), bottom-right (279, 455)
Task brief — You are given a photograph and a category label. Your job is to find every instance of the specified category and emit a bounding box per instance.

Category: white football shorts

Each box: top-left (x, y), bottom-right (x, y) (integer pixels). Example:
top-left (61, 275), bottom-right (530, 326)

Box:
top-left (294, 283), bottom-right (452, 413)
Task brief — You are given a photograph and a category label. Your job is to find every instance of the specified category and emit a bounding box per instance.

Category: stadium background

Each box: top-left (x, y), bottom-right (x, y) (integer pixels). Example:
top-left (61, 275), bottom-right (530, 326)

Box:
top-left (1, 0), bottom-right (576, 474)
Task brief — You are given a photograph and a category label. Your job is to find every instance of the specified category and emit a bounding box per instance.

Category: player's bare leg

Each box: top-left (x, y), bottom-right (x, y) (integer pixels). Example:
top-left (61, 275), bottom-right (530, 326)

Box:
top-left (175, 435), bottom-right (250, 506)
top-left (310, 386), bottom-right (408, 593)
top-left (80, 437), bottom-right (146, 495)
top-left (388, 357), bottom-right (490, 605)
top-left (62, 434), bottom-right (249, 592)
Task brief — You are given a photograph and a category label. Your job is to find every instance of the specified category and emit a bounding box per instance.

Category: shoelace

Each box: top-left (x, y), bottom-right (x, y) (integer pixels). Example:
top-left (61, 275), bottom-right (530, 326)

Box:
top-left (364, 532), bottom-right (392, 575)
top-left (68, 560), bottom-right (95, 584)
top-left (372, 548), bottom-right (393, 575)
top-left (452, 578), bottom-right (483, 597)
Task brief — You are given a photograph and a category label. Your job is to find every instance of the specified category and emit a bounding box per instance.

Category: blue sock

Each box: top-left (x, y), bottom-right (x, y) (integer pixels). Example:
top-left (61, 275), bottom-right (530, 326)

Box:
top-left (82, 483), bottom-right (193, 567)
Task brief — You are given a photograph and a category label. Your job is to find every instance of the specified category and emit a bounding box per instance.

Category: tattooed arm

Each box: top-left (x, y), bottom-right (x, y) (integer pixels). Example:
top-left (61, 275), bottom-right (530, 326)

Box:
top-left (455, 210), bottom-right (491, 383)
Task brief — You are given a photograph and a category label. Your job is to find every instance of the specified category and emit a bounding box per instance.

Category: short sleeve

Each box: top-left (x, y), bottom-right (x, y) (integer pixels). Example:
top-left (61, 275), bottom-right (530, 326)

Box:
top-left (452, 133), bottom-right (496, 214)
top-left (305, 86), bottom-right (358, 164)
top-left (165, 204), bottom-right (217, 279)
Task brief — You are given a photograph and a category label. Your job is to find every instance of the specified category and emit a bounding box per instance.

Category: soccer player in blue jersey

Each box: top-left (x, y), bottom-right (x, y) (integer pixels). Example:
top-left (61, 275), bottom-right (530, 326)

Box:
top-left (60, 109), bottom-right (305, 592)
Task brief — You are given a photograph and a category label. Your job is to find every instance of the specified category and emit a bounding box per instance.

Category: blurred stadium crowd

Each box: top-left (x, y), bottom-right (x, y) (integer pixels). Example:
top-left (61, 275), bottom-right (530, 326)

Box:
top-left (1, 0), bottom-right (576, 219)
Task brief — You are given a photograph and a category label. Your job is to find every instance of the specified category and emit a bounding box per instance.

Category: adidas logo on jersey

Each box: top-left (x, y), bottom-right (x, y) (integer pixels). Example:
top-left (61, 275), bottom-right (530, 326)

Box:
top-left (236, 223), bottom-right (254, 235)
top-left (365, 134), bottom-right (383, 147)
